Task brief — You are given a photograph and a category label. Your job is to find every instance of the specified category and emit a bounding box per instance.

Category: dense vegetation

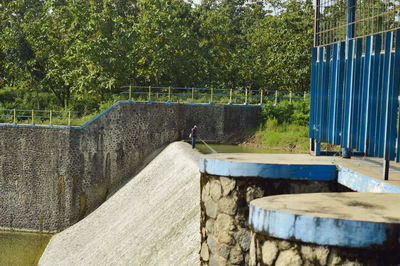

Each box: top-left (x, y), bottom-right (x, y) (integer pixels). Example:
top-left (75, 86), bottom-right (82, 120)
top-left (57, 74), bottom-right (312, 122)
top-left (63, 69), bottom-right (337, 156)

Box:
top-left (240, 100), bottom-right (310, 152)
top-left (0, 0), bottom-right (314, 115)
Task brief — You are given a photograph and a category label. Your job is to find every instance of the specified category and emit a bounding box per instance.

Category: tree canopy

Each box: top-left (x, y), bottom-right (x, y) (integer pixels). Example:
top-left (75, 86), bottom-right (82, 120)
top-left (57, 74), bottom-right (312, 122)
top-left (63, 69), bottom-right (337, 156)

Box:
top-left (0, 0), bottom-right (314, 114)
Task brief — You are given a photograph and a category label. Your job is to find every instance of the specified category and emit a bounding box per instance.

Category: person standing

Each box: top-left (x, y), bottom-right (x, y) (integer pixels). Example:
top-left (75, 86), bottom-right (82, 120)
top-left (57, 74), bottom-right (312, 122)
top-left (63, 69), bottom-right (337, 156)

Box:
top-left (190, 125), bottom-right (197, 149)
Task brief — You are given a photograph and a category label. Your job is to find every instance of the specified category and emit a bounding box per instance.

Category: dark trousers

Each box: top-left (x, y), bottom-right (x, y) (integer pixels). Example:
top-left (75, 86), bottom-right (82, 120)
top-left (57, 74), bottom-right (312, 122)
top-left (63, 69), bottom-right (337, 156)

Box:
top-left (192, 137), bottom-right (196, 149)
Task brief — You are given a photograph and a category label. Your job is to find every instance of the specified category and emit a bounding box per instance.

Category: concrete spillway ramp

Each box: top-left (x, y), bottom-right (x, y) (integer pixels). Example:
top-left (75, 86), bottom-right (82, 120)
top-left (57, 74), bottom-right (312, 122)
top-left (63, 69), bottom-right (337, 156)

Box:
top-left (39, 142), bottom-right (201, 266)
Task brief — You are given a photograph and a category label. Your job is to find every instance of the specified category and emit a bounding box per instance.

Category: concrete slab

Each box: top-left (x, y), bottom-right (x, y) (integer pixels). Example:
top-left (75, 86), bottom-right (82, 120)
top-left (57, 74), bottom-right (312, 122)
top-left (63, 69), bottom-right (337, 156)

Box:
top-left (202, 153), bottom-right (400, 191)
top-left (250, 192), bottom-right (400, 248)
top-left (39, 142), bottom-right (201, 266)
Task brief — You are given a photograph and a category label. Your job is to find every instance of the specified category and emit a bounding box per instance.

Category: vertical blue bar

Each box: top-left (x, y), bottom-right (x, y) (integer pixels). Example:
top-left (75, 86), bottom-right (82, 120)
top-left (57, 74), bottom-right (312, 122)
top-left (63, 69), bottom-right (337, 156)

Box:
top-left (309, 48), bottom-right (318, 139)
top-left (382, 32), bottom-right (394, 160)
top-left (342, 39), bottom-right (354, 148)
top-left (335, 42), bottom-right (346, 145)
top-left (321, 45), bottom-right (331, 143)
top-left (391, 30), bottom-right (400, 162)
top-left (328, 44), bottom-right (339, 144)
top-left (361, 36), bottom-right (373, 153)
top-left (347, 0), bottom-right (356, 40)
top-left (376, 52), bottom-right (385, 157)
top-left (368, 34), bottom-right (381, 156)
top-left (357, 55), bottom-right (365, 150)
top-left (351, 38), bottom-right (363, 150)
top-left (395, 30), bottom-right (400, 161)
top-left (317, 47), bottom-right (325, 146)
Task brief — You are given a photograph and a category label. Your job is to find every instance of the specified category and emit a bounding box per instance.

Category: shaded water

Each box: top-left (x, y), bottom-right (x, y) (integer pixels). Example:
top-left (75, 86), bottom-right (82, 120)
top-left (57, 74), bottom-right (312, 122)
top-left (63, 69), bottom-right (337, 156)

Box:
top-left (0, 230), bottom-right (52, 266)
top-left (196, 143), bottom-right (295, 154)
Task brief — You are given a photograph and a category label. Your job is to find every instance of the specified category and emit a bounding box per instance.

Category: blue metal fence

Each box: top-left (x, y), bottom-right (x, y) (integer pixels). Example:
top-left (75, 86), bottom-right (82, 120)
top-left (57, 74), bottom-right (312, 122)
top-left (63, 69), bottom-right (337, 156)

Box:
top-left (310, 29), bottom-right (400, 179)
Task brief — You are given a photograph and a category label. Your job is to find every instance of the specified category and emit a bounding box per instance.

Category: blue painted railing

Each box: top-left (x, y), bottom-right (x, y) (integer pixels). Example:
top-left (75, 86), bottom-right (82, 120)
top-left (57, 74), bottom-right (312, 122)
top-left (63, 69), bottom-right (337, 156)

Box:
top-left (310, 29), bottom-right (400, 177)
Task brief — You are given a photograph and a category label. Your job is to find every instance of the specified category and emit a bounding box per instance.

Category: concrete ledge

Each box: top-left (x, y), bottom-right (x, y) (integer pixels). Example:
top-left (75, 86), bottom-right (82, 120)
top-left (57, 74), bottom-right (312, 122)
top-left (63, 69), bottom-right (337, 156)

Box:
top-left (338, 166), bottom-right (400, 193)
top-left (249, 193), bottom-right (400, 248)
top-left (199, 158), bottom-right (336, 181)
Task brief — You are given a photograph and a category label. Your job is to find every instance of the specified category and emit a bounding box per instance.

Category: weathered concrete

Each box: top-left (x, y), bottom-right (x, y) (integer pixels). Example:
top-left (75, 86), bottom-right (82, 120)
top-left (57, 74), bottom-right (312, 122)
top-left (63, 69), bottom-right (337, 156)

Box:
top-left (200, 153), bottom-right (400, 265)
top-left (199, 164), bottom-right (345, 265)
top-left (249, 193), bottom-right (400, 265)
top-left (250, 193), bottom-right (400, 248)
top-left (39, 142), bottom-right (201, 266)
top-left (203, 153), bottom-right (400, 192)
top-left (0, 101), bottom-right (260, 232)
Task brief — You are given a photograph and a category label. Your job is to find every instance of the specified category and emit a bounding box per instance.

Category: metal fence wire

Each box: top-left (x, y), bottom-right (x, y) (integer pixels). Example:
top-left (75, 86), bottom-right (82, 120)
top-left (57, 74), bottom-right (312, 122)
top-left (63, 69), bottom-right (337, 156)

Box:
top-left (120, 86), bottom-right (310, 105)
top-left (315, 0), bottom-right (400, 47)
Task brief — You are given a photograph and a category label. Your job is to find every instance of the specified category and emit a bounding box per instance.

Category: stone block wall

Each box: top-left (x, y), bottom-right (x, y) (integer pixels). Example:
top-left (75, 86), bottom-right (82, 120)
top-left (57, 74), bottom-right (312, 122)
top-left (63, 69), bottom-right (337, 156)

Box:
top-left (0, 102), bottom-right (261, 232)
top-left (249, 234), bottom-right (400, 266)
top-left (200, 173), bottom-right (343, 265)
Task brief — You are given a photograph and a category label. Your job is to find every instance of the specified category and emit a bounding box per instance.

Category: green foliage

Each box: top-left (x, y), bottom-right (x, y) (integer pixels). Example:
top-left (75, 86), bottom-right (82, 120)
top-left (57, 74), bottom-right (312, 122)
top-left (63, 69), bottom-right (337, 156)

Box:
top-left (261, 99), bottom-right (310, 126)
top-left (0, 0), bottom-right (314, 117)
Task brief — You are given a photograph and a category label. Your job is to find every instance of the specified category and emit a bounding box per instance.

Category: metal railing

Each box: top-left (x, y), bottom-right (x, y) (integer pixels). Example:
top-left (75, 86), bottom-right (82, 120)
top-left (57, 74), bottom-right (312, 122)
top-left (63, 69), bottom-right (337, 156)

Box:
top-left (120, 86), bottom-right (309, 105)
top-left (0, 109), bottom-right (79, 126)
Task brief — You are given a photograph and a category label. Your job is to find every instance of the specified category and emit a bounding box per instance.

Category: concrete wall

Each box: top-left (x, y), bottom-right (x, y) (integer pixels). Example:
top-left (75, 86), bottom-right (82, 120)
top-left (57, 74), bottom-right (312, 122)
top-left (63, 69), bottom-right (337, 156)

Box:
top-left (249, 234), bottom-right (400, 266)
top-left (199, 173), bottom-right (344, 265)
top-left (0, 102), bottom-right (260, 232)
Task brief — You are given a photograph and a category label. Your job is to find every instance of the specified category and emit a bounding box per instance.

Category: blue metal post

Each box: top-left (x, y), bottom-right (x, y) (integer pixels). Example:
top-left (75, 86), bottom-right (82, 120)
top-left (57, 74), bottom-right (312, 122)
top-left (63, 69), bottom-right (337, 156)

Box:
top-left (309, 48), bottom-right (318, 153)
top-left (361, 36), bottom-right (373, 154)
top-left (351, 38), bottom-right (362, 149)
top-left (394, 30), bottom-right (400, 162)
top-left (342, 0), bottom-right (356, 158)
top-left (335, 42), bottom-right (346, 145)
top-left (321, 45), bottom-right (331, 143)
top-left (347, 0), bottom-right (356, 40)
top-left (314, 0), bottom-right (320, 47)
top-left (342, 39), bottom-right (354, 158)
top-left (368, 34), bottom-right (382, 156)
top-left (328, 43), bottom-right (338, 144)
top-left (382, 32), bottom-right (393, 180)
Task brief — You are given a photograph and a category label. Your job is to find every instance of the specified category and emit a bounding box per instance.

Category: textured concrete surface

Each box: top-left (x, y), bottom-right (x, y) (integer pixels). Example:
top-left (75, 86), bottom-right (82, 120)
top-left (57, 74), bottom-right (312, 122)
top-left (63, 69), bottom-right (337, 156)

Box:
top-left (200, 173), bottom-right (342, 265)
top-left (250, 193), bottom-right (400, 248)
top-left (0, 101), bottom-right (260, 232)
top-left (199, 157), bottom-right (336, 180)
top-left (39, 142), bottom-right (201, 266)
top-left (204, 153), bottom-right (400, 191)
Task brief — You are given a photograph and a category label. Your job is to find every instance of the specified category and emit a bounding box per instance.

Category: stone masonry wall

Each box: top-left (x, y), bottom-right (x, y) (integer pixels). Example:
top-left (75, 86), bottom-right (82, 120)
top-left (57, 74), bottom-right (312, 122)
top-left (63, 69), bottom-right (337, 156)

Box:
top-left (200, 173), bottom-right (345, 266)
top-left (0, 102), bottom-right (261, 232)
top-left (249, 234), bottom-right (400, 266)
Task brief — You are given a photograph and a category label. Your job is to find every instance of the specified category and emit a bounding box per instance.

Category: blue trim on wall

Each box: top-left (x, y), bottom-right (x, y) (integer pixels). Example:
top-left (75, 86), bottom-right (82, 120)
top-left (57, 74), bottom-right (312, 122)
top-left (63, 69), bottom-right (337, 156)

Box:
top-left (199, 158), bottom-right (336, 181)
top-left (249, 203), bottom-right (400, 248)
top-left (200, 157), bottom-right (400, 193)
top-left (338, 166), bottom-right (400, 193)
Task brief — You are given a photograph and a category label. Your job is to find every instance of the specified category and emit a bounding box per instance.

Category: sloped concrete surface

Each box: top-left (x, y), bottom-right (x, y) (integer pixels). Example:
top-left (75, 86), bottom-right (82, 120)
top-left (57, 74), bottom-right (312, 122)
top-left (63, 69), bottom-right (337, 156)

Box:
top-left (39, 142), bottom-right (201, 266)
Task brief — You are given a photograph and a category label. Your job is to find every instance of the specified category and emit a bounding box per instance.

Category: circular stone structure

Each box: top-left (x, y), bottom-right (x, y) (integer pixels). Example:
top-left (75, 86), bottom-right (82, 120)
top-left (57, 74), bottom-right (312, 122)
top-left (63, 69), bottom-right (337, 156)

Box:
top-left (249, 192), bottom-right (400, 249)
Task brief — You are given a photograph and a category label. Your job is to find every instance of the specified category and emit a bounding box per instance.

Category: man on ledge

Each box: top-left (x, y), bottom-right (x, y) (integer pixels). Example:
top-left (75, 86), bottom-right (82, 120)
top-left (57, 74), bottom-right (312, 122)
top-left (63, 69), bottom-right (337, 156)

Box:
top-left (190, 125), bottom-right (197, 149)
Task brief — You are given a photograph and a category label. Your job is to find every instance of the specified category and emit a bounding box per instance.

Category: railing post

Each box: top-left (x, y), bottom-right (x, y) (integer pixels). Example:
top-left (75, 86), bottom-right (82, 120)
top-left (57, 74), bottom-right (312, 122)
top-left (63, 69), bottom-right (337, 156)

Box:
top-left (290, 91), bottom-right (292, 103)
top-left (49, 110), bottom-right (52, 125)
top-left (192, 87), bottom-right (194, 103)
top-left (168, 87), bottom-right (171, 102)
top-left (274, 90), bottom-right (278, 105)
top-left (129, 86), bottom-right (132, 100)
top-left (245, 88), bottom-right (248, 104)
top-left (148, 86), bottom-right (151, 101)
top-left (229, 88), bottom-right (233, 104)
top-left (260, 89), bottom-right (263, 105)
top-left (304, 91), bottom-right (307, 100)
top-left (31, 110), bottom-right (34, 125)
top-left (13, 109), bottom-right (16, 124)
top-left (68, 111), bottom-right (71, 126)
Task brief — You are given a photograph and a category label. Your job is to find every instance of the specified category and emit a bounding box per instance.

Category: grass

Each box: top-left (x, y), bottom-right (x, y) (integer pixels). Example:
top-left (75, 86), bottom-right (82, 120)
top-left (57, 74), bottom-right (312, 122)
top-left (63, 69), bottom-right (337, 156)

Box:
top-left (243, 119), bottom-right (309, 153)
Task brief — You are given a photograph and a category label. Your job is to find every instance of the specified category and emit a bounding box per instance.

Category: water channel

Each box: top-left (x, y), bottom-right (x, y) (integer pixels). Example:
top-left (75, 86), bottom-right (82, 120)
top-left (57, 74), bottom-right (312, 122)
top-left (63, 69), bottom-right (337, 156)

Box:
top-left (0, 230), bottom-right (52, 265)
top-left (196, 143), bottom-right (300, 154)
